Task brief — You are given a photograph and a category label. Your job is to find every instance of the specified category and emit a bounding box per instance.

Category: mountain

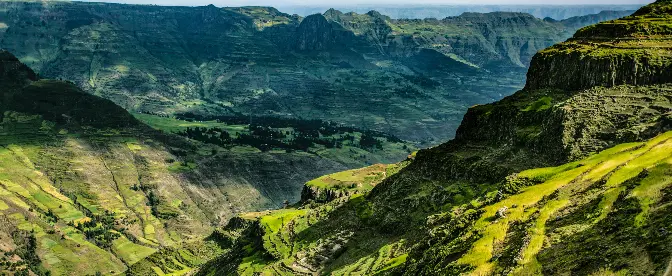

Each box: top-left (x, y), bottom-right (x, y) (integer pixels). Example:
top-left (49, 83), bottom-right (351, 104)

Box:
top-left (280, 5), bottom-right (642, 20)
top-left (0, 1), bottom-right (633, 145)
top-left (196, 1), bottom-right (672, 275)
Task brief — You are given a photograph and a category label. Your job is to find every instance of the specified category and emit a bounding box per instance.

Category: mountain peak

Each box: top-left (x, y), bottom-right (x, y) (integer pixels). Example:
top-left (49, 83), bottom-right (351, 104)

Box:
top-left (324, 8), bottom-right (343, 17)
top-left (295, 14), bottom-right (353, 51)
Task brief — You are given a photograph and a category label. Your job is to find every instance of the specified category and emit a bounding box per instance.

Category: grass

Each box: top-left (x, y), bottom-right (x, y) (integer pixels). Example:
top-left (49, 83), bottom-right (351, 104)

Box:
top-left (522, 96), bottom-right (553, 112)
top-left (0, 112), bottom-right (217, 274)
top-left (167, 162), bottom-right (197, 173)
top-left (456, 131), bottom-right (672, 274)
top-left (515, 199), bottom-right (569, 274)
top-left (112, 235), bottom-right (157, 265)
top-left (458, 166), bottom-right (589, 273)
top-left (630, 160), bottom-right (672, 226)
top-left (133, 113), bottom-right (245, 134)
top-left (306, 162), bottom-right (408, 193)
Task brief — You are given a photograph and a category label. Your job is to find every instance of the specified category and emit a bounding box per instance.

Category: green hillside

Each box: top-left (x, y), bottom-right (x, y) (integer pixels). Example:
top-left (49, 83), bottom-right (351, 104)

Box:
top-left (200, 131), bottom-right (672, 275)
top-left (196, 1), bottom-right (672, 275)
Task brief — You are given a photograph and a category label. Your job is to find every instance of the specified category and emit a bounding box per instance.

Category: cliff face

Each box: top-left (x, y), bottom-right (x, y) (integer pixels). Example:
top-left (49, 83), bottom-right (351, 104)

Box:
top-left (453, 0), bottom-right (672, 165)
top-left (526, 2), bottom-right (672, 90)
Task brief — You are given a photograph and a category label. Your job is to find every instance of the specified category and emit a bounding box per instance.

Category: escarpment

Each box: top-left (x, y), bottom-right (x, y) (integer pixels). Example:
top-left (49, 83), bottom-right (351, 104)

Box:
top-left (526, 1), bottom-right (672, 91)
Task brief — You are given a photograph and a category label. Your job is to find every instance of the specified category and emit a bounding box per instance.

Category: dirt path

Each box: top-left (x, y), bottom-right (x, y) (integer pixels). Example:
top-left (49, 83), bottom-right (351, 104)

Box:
top-left (664, 257), bottom-right (672, 276)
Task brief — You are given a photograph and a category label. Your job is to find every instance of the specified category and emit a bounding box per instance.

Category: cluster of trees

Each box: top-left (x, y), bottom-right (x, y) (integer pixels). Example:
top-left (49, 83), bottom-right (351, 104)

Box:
top-left (68, 211), bottom-right (120, 249)
top-left (169, 113), bottom-right (400, 153)
top-left (176, 113), bottom-right (401, 141)
top-left (6, 230), bottom-right (50, 276)
top-left (177, 127), bottom-right (232, 145)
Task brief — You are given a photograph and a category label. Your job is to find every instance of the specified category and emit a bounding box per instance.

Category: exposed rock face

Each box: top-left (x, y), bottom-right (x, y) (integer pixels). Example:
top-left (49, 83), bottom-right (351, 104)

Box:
top-left (527, 51), bottom-right (672, 91)
top-left (526, 2), bottom-right (672, 91)
top-left (452, 0), bottom-right (672, 165)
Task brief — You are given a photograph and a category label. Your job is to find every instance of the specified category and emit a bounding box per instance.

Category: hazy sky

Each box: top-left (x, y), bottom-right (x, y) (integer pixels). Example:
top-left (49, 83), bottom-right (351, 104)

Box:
top-left (83, 0), bottom-right (654, 6)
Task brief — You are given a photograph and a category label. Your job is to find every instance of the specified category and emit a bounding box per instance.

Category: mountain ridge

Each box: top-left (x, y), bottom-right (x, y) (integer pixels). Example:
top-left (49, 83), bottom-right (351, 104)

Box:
top-left (0, 1), bottom-right (633, 144)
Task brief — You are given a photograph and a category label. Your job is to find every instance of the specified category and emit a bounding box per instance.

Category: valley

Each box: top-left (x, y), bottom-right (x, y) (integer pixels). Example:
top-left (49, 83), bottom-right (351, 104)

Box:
top-left (1, 0), bottom-right (670, 275)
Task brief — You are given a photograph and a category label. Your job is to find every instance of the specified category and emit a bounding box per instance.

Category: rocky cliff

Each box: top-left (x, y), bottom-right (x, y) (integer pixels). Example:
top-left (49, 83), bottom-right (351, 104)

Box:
top-left (526, 1), bottom-right (672, 91)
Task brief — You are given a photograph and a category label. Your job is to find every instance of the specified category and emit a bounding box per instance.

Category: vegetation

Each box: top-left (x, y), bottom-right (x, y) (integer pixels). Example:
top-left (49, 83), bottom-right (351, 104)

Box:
top-left (0, 0), bottom-right (664, 275)
top-left (195, 2), bottom-right (672, 276)
top-left (0, 50), bottom-right (369, 275)
top-left (134, 112), bottom-right (417, 168)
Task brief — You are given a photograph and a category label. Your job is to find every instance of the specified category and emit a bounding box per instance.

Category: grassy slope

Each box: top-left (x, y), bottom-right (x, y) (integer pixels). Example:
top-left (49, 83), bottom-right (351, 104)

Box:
top-left (0, 111), bottom-right (216, 275)
top-left (202, 131), bottom-right (672, 275)
top-left (306, 159), bottom-right (412, 193)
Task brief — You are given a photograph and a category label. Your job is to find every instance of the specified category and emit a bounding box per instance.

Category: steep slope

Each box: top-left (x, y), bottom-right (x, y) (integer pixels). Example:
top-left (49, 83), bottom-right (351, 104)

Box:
top-left (197, 1), bottom-right (672, 275)
top-left (0, 50), bottom-right (357, 275)
top-left (0, 1), bottom-right (632, 144)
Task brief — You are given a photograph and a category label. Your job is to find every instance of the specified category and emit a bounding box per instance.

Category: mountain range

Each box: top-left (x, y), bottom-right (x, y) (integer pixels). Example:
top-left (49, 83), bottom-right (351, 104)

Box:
top-left (1, 0), bottom-right (671, 275)
top-left (281, 4), bottom-right (643, 20)
top-left (0, 1), bottom-right (633, 144)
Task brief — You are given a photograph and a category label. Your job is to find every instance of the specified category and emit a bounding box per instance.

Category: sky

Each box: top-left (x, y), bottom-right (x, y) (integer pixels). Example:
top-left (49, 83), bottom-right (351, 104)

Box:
top-left (82, 0), bottom-right (654, 6)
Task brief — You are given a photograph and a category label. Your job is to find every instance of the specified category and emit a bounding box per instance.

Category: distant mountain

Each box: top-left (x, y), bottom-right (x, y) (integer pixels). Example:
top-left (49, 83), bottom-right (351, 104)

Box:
top-left (197, 1), bottom-right (672, 275)
top-left (279, 4), bottom-right (642, 20)
top-left (0, 1), bottom-right (633, 146)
